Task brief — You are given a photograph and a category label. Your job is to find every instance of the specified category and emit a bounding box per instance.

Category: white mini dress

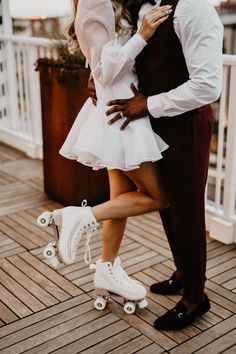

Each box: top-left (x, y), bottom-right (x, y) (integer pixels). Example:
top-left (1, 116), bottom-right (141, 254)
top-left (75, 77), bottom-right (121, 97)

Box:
top-left (59, 0), bottom-right (168, 171)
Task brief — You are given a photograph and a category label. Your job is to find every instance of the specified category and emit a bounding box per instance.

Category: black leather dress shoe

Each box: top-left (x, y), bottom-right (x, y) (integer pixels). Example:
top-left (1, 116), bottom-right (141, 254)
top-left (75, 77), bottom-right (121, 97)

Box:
top-left (154, 294), bottom-right (211, 330)
top-left (150, 272), bottom-right (183, 295)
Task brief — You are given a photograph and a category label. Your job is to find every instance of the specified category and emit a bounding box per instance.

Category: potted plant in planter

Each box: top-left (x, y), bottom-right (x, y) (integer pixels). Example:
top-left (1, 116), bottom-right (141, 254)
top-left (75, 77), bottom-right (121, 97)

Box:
top-left (36, 41), bottom-right (109, 206)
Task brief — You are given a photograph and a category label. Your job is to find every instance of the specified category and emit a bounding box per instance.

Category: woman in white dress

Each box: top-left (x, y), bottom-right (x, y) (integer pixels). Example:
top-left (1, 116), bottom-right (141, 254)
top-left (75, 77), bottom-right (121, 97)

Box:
top-left (38, 0), bottom-right (172, 313)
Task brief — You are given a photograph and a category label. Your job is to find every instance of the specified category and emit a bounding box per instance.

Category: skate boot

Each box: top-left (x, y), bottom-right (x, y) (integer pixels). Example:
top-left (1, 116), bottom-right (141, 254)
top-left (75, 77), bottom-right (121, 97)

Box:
top-left (113, 257), bottom-right (143, 286)
top-left (91, 260), bottom-right (148, 314)
top-left (37, 200), bottom-right (98, 266)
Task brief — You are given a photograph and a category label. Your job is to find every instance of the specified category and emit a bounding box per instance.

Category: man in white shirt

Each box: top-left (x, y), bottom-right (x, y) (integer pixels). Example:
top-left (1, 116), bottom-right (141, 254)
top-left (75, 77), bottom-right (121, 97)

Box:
top-left (105, 0), bottom-right (224, 330)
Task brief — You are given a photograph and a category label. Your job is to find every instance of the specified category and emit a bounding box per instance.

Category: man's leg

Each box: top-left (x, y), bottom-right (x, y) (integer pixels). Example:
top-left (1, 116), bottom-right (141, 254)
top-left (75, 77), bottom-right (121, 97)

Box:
top-left (151, 106), bottom-right (214, 329)
top-left (150, 207), bottom-right (183, 294)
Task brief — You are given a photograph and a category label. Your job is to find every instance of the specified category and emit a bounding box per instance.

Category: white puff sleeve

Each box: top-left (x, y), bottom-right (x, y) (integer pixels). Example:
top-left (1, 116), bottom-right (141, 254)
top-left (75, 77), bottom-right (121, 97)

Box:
top-left (76, 20), bottom-right (147, 86)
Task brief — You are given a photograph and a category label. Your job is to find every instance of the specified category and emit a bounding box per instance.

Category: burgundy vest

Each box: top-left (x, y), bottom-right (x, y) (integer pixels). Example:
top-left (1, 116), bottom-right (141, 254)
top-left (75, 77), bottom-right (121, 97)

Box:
top-left (136, 0), bottom-right (189, 100)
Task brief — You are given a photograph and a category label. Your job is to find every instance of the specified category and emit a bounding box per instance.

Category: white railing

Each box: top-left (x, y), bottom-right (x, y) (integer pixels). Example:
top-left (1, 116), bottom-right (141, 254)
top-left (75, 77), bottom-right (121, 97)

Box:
top-left (0, 33), bottom-right (235, 243)
top-left (206, 54), bottom-right (236, 243)
top-left (0, 35), bottom-right (57, 158)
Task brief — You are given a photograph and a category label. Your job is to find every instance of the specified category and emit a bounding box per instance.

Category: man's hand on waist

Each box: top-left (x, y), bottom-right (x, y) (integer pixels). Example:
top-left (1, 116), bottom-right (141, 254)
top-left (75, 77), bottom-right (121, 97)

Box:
top-left (106, 84), bottom-right (148, 130)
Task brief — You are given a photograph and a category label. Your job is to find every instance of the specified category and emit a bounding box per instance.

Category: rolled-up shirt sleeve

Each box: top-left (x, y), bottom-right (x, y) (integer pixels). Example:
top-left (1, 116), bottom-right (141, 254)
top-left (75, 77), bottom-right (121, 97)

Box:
top-left (147, 0), bottom-right (224, 118)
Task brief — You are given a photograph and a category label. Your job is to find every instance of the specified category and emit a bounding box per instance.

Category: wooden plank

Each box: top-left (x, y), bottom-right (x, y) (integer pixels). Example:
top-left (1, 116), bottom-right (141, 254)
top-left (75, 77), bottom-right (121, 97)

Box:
top-left (0, 269), bottom-right (45, 312)
top-left (0, 294), bottom-right (90, 338)
top-left (9, 211), bottom-right (52, 244)
top-left (1, 215), bottom-right (45, 247)
top-left (170, 315), bottom-right (236, 354)
top-left (51, 320), bottom-right (130, 354)
top-left (206, 280), bottom-right (236, 306)
top-left (126, 226), bottom-right (172, 258)
top-left (211, 267), bottom-right (236, 284)
top-left (7, 255), bottom-right (71, 301)
top-left (80, 327), bottom-right (140, 354)
top-left (0, 258), bottom-right (59, 307)
top-left (222, 277), bottom-right (236, 290)
top-left (129, 217), bottom-right (169, 249)
top-left (0, 191), bottom-right (47, 217)
top-left (207, 244), bottom-right (236, 260)
top-left (0, 298), bottom-right (95, 350)
top-left (0, 221), bottom-right (37, 249)
top-left (0, 301), bottom-right (18, 324)
top-left (107, 335), bottom-right (153, 354)
top-left (136, 343), bottom-right (167, 354)
top-left (207, 250), bottom-right (236, 270)
top-left (18, 252), bottom-right (82, 297)
top-left (125, 255), bottom-right (166, 275)
top-left (12, 313), bottom-right (117, 354)
top-left (0, 171), bottom-right (18, 185)
top-left (0, 284), bottom-right (32, 318)
top-left (207, 258), bottom-right (236, 278)
top-left (223, 344), bottom-right (236, 354)
top-left (0, 246), bottom-right (26, 259)
top-left (195, 328), bottom-right (236, 354)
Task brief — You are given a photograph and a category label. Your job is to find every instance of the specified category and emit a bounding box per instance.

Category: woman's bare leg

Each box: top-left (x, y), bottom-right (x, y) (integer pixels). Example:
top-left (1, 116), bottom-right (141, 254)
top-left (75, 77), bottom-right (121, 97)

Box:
top-left (102, 170), bottom-right (135, 262)
top-left (92, 162), bottom-right (168, 222)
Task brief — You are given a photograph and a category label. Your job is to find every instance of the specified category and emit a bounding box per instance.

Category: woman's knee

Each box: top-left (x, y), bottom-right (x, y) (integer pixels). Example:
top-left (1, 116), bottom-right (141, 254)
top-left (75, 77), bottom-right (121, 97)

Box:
top-left (149, 196), bottom-right (169, 212)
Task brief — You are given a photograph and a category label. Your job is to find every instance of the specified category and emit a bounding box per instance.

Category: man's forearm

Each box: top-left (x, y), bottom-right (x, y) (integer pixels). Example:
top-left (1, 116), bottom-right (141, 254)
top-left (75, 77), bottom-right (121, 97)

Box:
top-left (147, 67), bottom-right (223, 118)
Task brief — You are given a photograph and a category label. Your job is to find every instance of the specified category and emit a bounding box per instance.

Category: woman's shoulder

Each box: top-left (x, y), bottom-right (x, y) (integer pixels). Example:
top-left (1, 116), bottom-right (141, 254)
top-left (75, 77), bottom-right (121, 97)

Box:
top-left (76, 0), bottom-right (115, 34)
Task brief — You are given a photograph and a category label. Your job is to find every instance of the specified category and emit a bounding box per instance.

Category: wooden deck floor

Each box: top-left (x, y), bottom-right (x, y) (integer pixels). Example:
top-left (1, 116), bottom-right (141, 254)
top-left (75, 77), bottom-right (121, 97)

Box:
top-left (0, 142), bottom-right (236, 354)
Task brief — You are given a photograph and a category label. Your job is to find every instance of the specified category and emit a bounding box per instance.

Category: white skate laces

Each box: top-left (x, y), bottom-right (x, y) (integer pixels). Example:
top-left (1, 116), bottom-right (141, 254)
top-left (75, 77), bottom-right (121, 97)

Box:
top-left (70, 200), bottom-right (98, 264)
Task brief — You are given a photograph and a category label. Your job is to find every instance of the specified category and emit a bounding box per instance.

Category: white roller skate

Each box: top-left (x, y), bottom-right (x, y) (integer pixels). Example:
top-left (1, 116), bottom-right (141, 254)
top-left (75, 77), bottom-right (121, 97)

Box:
top-left (37, 200), bottom-right (98, 266)
top-left (91, 259), bottom-right (148, 314)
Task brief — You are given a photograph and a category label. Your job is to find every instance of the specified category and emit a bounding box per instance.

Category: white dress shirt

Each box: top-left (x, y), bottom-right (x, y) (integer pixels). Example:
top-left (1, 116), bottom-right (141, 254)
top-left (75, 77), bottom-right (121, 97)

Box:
top-left (137, 0), bottom-right (224, 118)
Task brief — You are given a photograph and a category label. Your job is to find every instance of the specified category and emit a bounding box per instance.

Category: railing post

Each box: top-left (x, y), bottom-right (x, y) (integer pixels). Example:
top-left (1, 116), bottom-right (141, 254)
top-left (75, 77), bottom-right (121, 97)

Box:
top-left (2, 0), bottom-right (19, 132)
top-left (27, 45), bottom-right (43, 158)
top-left (209, 62), bottom-right (236, 243)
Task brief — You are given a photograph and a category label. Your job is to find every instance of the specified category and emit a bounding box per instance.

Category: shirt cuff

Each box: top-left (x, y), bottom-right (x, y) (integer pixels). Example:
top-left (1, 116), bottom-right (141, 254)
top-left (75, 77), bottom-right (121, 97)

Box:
top-left (122, 33), bottom-right (147, 60)
top-left (147, 95), bottom-right (163, 118)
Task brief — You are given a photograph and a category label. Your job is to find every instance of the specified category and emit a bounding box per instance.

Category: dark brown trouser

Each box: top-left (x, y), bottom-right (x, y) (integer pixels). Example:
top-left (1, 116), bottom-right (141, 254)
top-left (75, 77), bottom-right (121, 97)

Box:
top-left (151, 105), bottom-right (214, 304)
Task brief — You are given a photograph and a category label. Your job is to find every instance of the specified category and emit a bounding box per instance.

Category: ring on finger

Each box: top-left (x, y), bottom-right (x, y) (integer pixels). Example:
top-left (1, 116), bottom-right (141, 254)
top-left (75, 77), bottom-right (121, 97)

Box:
top-left (120, 112), bottom-right (124, 119)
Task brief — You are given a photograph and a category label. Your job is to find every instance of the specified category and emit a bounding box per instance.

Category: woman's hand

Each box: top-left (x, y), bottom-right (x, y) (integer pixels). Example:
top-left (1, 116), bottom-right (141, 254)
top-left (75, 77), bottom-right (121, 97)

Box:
top-left (138, 5), bottom-right (172, 42)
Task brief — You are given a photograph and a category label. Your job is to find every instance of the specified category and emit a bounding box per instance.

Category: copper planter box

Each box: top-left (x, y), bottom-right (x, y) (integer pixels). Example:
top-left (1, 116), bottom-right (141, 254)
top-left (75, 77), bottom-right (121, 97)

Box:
top-left (38, 61), bottom-right (109, 206)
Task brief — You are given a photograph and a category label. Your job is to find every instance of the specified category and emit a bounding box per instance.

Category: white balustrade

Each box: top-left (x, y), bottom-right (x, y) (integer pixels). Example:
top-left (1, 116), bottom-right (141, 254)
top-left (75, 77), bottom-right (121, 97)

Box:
top-left (0, 35), bottom-right (55, 158)
top-left (206, 54), bottom-right (236, 243)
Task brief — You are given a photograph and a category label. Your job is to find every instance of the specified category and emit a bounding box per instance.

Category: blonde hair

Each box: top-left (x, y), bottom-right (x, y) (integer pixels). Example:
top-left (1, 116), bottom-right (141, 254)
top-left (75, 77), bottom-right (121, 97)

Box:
top-left (67, 0), bottom-right (133, 54)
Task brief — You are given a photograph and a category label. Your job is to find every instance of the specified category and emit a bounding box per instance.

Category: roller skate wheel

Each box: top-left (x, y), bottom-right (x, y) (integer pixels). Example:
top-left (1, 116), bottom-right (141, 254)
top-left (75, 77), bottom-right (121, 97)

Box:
top-left (138, 298), bottom-right (148, 309)
top-left (43, 244), bottom-right (56, 259)
top-left (94, 297), bottom-right (107, 311)
top-left (124, 301), bottom-right (136, 314)
top-left (37, 212), bottom-right (51, 227)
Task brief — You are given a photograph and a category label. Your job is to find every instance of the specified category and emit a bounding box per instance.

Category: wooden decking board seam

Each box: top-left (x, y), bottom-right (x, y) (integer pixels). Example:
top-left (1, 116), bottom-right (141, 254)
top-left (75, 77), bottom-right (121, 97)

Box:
top-left (19, 313), bottom-right (119, 354)
top-left (16, 252), bottom-right (82, 296)
top-left (0, 294), bottom-right (91, 339)
top-left (0, 258), bottom-right (61, 308)
top-left (169, 314), bottom-right (236, 354)
top-left (47, 320), bottom-right (131, 354)
top-left (0, 268), bottom-right (46, 313)
top-left (0, 300), bottom-right (97, 350)
top-left (79, 327), bottom-right (141, 354)
top-left (6, 254), bottom-right (73, 301)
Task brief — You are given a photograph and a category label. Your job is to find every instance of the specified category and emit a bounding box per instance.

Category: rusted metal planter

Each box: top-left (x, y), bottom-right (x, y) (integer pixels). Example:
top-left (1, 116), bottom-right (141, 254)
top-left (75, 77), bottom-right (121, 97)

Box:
top-left (37, 60), bottom-right (109, 206)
